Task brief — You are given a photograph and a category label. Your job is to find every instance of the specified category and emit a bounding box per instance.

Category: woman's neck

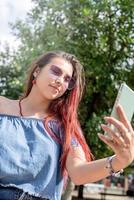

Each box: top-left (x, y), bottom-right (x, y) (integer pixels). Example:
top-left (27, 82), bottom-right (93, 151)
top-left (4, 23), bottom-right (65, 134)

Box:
top-left (20, 89), bottom-right (51, 118)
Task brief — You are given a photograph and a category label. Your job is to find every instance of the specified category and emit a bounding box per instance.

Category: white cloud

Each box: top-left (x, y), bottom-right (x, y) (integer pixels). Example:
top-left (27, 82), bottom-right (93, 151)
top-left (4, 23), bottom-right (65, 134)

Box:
top-left (0, 0), bottom-right (33, 50)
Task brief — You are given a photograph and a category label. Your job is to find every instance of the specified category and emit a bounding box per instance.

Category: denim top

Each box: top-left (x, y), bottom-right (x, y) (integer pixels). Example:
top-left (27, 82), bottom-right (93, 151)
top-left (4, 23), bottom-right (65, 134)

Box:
top-left (0, 114), bottom-right (65, 200)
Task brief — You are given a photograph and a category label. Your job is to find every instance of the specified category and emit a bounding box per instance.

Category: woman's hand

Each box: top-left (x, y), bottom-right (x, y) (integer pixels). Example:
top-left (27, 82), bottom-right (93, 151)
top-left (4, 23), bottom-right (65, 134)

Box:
top-left (98, 104), bottom-right (134, 169)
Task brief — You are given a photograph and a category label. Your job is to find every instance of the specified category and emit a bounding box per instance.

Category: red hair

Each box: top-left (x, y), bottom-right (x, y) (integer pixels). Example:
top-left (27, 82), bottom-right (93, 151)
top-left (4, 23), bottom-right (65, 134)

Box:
top-left (22, 51), bottom-right (93, 176)
top-left (45, 79), bottom-right (93, 175)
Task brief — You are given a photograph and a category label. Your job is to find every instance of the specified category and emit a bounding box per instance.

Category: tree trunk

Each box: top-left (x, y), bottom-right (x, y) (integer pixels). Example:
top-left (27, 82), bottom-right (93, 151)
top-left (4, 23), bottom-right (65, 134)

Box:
top-left (61, 178), bottom-right (75, 200)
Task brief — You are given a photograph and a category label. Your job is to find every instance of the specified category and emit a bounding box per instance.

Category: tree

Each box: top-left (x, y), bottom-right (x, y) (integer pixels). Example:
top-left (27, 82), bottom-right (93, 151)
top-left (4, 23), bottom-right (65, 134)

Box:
top-left (0, 0), bottom-right (134, 199)
top-left (9, 0), bottom-right (134, 157)
top-left (0, 44), bottom-right (23, 98)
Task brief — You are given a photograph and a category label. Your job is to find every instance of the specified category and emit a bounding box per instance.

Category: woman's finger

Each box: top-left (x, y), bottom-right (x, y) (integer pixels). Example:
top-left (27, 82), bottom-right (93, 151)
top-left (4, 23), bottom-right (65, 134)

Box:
top-left (102, 121), bottom-right (131, 145)
top-left (104, 116), bottom-right (132, 141)
top-left (116, 104), bottom-right (133, 132)
top-left (97, 133), bottom-right (118, 151)
top-left (101, 124), bottom-right (127, 146)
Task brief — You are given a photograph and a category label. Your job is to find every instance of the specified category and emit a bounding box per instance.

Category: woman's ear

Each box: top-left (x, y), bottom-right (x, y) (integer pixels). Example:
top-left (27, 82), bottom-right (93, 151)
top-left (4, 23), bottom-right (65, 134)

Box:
top-left (33, 67), bottom-right (40, 78)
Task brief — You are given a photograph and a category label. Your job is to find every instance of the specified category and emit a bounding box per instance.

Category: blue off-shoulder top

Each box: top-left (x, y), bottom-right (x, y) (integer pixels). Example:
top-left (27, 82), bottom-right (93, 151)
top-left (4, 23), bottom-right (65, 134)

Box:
top-left (0, 114), bottom-right (65, 200)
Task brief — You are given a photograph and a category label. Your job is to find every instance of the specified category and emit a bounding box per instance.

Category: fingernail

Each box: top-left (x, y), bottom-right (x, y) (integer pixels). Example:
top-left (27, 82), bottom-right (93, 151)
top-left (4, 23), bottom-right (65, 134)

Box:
top-left (97, 133), bottom-right (102, 137)
top-left (101, 124), bottom-right (106, 127)
top-left (116, 104), bottom-right (119, 109)
top-left (117, 104), bottom-right (122, 109)
top-left (101, 124), bottom-right (106, 130)
top-left (104, 117), bottom-right (109, 121)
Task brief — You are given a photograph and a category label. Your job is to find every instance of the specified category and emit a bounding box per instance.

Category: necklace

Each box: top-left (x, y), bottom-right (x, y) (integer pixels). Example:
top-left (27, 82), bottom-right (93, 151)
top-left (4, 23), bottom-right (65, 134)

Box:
top-left (19, 99), bottom-right (24, 117)
top-left (18, 98), bottom-right (49, 119)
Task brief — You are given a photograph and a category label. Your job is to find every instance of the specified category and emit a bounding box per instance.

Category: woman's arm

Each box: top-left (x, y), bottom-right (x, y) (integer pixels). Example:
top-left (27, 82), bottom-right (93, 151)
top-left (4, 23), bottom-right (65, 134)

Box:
top-left (66, 148), bottom-right (124, 185)
top-left (66, 105), bottom-right (134, 185)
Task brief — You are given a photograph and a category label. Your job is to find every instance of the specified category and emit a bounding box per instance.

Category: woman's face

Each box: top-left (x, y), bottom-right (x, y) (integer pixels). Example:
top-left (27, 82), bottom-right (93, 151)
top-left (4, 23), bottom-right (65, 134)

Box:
top-left (35, 57), bottom-right (74, 100)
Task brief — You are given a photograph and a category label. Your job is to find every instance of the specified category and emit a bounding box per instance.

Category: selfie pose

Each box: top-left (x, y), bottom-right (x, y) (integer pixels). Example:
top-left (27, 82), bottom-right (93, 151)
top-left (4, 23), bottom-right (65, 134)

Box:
top-left (0, 51), bottom-right (134, 200)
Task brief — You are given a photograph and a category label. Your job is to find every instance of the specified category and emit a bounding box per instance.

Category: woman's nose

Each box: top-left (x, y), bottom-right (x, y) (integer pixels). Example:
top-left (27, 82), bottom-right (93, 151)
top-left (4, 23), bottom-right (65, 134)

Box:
top-left (55, 77), bottom-right (64, 85)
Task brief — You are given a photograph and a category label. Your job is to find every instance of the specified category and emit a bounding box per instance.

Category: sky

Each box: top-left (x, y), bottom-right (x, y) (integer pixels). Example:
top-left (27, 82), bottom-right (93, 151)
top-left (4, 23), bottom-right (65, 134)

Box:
top-left (0, 0), bottom-right (33, 50)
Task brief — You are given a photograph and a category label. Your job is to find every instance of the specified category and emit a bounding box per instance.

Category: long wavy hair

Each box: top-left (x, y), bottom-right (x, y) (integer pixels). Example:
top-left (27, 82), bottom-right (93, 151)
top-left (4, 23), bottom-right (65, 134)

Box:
top-left (22, 51), bottom-right (93, 175)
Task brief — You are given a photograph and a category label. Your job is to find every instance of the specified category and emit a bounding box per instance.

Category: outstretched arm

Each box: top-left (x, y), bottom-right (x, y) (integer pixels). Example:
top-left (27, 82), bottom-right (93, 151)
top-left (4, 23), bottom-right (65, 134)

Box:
top-left (66, 105), bottom-right (134, 185)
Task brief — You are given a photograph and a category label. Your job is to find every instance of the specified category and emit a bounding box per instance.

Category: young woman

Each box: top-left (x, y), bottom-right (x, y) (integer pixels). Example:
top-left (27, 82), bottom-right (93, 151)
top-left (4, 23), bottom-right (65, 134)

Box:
top-left (0, 51), bottom-right (133, 200)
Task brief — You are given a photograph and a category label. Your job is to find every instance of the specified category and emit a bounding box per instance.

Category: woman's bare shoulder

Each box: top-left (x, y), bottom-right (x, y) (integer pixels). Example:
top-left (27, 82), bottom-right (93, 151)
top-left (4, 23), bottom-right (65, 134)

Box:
top-left (0, 96), bottom-right (16, 113)
top-left (0, 96), bottom-right (9, 104)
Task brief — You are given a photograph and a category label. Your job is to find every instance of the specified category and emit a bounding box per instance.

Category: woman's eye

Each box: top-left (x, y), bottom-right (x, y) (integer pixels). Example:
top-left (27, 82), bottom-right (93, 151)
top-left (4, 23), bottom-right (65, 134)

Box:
top-left (52, 69), bottom-right (60, 75)
top-left (51, 66), bottom-right (62, 76)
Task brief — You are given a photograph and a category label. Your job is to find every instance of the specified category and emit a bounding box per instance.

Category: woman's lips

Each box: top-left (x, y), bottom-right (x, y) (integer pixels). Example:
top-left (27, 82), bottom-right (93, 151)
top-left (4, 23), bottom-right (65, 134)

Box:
top-left (49, 85), bottom-right (60, 93)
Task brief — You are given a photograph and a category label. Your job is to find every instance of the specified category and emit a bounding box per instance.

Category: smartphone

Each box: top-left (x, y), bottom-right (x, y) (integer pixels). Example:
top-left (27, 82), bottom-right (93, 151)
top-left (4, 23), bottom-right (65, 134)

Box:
top-left (105, 83), bottom-right (134, 134)
top-left (111, 83), bottom-right (134, 122)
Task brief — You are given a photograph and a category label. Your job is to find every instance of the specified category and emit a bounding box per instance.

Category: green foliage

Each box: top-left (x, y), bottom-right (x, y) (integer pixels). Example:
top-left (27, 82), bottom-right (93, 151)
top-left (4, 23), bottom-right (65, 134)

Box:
top-left (0, 45), bottom-right (23, 98)
top-left (0, 0), bottom-right (134, 159)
